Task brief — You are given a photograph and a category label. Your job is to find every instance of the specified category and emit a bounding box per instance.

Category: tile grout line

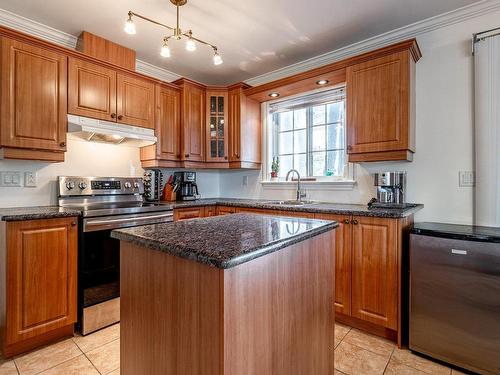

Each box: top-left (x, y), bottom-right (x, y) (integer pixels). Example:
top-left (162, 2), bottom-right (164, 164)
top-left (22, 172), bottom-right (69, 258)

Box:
top-left (23, 342), bottom-right (83, 375)
top-left (382, 346), bottom-right (396, 374)
top-left (80, 349), bottom-right (104, 375)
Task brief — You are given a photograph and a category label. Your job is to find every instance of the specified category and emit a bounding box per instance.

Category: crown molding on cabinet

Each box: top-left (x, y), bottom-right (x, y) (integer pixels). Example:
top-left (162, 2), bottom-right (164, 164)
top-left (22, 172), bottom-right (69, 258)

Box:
top-left (0, 7), bottom-right (181, 83)
top-left (245, 0), bottom-right (500, 86)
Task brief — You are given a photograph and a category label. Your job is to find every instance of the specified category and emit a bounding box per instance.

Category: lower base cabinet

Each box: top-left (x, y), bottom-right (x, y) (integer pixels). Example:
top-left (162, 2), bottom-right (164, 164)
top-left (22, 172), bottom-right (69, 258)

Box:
top-left (0, 217), bottom-right (78, 357)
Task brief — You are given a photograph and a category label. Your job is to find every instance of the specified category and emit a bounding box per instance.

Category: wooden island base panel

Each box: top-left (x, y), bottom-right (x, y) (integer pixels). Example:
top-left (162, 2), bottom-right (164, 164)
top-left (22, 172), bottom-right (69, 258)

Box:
top-left (116, 214), bottom-right (336, 375)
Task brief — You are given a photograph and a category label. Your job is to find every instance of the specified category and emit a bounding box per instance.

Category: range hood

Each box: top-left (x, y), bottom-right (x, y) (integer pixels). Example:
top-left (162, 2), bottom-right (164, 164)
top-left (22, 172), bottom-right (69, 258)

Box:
top-left (67, 114), bottom-right (157, 147)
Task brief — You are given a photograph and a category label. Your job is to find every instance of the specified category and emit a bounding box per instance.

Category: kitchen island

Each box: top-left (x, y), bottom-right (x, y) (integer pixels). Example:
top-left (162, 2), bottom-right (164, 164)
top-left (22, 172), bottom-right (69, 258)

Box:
top-left (111, 213), bottom-right (338, 375)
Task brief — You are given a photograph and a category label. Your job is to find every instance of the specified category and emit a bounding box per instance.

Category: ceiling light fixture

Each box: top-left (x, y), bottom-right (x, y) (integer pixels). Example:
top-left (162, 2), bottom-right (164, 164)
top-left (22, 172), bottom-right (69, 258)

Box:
top-left (125, 0), bottom-right (222, 65)
top-left (269, 92), bottom-right (280, 98)
top-left (316, 79), bottom-right (329, 85)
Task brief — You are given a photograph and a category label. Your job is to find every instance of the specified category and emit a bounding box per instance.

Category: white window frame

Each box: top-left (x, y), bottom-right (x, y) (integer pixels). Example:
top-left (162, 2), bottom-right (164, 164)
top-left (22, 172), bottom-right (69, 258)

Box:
top-left (261, 85), bottom-right (356, 190)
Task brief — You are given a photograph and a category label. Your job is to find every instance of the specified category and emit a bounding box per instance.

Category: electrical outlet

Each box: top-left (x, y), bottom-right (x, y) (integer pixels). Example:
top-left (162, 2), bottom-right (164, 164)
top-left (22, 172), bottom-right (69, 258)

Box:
top-left (242, 175), bottom-right (248, 186)
top-left (0, 171), bottom-right (22, 187)
top-left (459, 171), bottom-right (475, 187)
top-left (24, 171), bottom-right (37, 187)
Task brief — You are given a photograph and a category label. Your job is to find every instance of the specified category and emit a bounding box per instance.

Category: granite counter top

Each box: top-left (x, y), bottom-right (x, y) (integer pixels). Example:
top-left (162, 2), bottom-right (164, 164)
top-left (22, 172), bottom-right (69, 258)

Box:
top-left (111, 213), bottom-right (338, 268)
top-left (0, 206), bottom-right (81, 221)
top-left (165, 198), bottom-right (423, 218)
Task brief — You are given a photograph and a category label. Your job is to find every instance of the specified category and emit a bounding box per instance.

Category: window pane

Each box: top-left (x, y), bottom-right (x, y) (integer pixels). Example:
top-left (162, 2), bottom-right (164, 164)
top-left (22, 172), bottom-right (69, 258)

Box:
top-left (327, 123), bottom-right (344, 150)
top-left (279, 132), bottom-right (293, 154)
top-left (326, 150), bottom-right (346, 177)
top-left (327, 101), bottom-right (344, 123)
top-left (279, 155), bottom-right (292, 178)
top-left (312, 151), bottom-right (326, 176)
top-left (294, 108), bottom-right (307, 129)
top-left (312, 126), bottom-right (326, 151)
top-left (294, 153), bottom-right (307, 176)
top-left (312, 105), bottom-right (326, 125)
top-left (294, 129), bottom-right (306, 153)
top-left (279, 111), bottom-right (293, 131)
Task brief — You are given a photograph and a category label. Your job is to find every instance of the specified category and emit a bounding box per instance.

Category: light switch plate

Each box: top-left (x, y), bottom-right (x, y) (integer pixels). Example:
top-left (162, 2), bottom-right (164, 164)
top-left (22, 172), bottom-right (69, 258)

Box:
top-left (24, 171), bottom-right (37, 187)
top-left (242, 175), bottom-right (248, 186)
top-left (459, 171), bottom-right (475, 187)
top-left (0, 171), bottom-right (22, 187)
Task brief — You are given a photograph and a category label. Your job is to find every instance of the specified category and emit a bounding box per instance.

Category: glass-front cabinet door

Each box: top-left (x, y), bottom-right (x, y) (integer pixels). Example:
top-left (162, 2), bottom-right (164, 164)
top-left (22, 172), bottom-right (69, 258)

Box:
top-left (206, 90), bottom-right (228, 162)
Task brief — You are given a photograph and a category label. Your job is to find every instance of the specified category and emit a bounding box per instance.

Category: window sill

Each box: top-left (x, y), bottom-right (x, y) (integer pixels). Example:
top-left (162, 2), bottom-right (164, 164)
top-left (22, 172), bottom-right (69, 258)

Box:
top-left (261, 179), bottom-right (356, 191)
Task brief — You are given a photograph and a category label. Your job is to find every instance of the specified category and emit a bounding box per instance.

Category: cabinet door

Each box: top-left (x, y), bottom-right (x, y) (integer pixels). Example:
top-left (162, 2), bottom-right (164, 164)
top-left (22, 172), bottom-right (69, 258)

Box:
top-left (5, 217), bottom-right (78, 346)
top-left (351, 216), bottom-right (398, 329)
top-left (204, 206), bottom-right (216, 217)
top-left (68, 57), bottom-right (117, 121)
top-left (1, 38), bottom-right (67, 151)
top-left (181, 83), bottom-right (205, 162)
top-left (117, 73), bottom-right (154, 129)
top-left (206, 90), bottom-right (228, 162)
top-left (346, 52), bottom-right (409, 155)
top-left (174, 207), bottom-right (204, 221)
top-left (155, 85), bottom-right (181, 160)
top-left (315, 214), bottom-right (352, 316)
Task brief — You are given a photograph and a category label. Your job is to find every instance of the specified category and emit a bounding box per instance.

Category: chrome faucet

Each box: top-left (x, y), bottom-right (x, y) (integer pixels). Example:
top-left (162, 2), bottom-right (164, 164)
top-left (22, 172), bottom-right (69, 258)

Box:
top-left (286, 169), bottom-right (307, 202)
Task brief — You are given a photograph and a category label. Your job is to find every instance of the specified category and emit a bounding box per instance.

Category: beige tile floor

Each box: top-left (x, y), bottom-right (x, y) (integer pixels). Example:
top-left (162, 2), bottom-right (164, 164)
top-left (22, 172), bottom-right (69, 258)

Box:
top-left (0, 323), bottom-right (472, 375)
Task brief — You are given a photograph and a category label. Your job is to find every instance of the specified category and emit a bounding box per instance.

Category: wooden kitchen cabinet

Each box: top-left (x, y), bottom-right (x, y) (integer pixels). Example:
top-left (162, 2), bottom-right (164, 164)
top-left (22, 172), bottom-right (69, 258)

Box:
top-left (228, 83), bottom-right (261, 169)
top-left (346, 41), bottom-right (421, 162)
top-left (69, 57), bottom-right (154, 128)
top-left (116, 73), bottom-right (154, 129)
top-left (206, 89), bottom-right (229, 163)
top-left (351, 216), bottom-right (398, 329)
top-left (0, 37), bottom-right (67, 162)
top-left (175, 78), bottom-right (206, 163)
top-left (204, 206), bottom-right (216, 217)
top-left (315, 214), bottom-right (352, 316)
top-left (141, 84), bottom-right (181, 164)
top-left (173, 207), bottom-right (205, 221)
top-left (0, 217), bottom-right (78, 357)
top-left (216, 206), bottom-right (236, 215)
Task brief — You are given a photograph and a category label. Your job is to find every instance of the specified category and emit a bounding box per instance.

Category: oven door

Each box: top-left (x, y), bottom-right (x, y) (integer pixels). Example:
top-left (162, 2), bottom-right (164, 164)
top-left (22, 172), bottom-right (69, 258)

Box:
top-left (79, 210), bottom-right (173, 334)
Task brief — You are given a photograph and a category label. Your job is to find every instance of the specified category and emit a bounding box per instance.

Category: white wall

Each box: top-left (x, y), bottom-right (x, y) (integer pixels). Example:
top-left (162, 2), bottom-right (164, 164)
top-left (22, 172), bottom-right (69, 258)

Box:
top-left (0, 139), bottom-right (144, 207)
top-left (219, 10), bottom-right (500, 224)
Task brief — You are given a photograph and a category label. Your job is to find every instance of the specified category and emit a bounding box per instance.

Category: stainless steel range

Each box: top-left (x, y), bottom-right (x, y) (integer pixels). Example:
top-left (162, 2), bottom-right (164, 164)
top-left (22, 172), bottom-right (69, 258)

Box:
top-left (58, 176), bottom-right (173, 335)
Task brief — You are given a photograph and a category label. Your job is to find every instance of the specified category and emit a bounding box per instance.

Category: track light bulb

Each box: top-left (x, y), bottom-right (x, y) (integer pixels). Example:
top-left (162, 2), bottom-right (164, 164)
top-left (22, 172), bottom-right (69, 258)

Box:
top-left (124, 15), bottom-right (136, 35)
top-left (213, 52), bottom-right (223, 65)
top-left (160, 40), bottom-right (171, 58)
top-left (186, 38), bottom-right (196, 52)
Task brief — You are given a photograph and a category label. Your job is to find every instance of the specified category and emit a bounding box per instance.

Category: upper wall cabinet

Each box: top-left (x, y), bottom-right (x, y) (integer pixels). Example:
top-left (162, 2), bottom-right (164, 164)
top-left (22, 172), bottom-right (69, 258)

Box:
top-left (206, 89), bottom-right (228, 163)
top-left (346, 41), bottom-right (421, 162)
top-left (0, 37), bottom-right (67, 162)
top-left (68, 57), bottom-right (154, 129)
top-left (228, 83), bottom-right (261, 169)
top-left (140, 84), bottom-right (181, 166)
top-left (175, 78), bottom-right (206, 163)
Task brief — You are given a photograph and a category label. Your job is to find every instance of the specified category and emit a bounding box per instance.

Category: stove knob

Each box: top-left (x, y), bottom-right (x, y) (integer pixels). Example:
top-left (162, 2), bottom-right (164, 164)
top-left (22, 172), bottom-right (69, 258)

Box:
top-left (133, 182), bottom-right (139, 188)
top-left (78, 182), bottom-right (87, 190)
top-left (66, 181), bottom-right (75, 190)
top-left (124, 182), bottom-right (132, 189)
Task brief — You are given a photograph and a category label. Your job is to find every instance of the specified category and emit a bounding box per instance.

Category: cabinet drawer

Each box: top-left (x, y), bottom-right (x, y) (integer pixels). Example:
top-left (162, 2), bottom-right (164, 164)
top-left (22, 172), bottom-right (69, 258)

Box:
top-left (174, 207), bottom-right (204, 221)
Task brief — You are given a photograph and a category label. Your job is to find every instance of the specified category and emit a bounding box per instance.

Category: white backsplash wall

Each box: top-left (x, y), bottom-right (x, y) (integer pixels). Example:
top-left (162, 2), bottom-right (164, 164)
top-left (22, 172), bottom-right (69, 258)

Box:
top-left (0, 139), bottom-right (144, 207)
top-left (219, 9), bottom-right (500, 225)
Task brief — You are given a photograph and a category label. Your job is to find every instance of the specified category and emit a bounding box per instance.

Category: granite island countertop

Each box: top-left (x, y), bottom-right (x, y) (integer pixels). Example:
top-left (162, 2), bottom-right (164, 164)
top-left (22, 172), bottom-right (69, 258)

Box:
top-left (111, 213), bottom-right (338, 268)
top-left (0, 206), bottom-right (81, 221)
top-left (164, 198), bottom-right (423, 218)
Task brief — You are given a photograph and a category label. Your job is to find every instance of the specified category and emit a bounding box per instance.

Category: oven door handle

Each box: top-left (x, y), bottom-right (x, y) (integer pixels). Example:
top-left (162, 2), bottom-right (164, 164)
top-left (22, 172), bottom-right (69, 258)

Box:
top-left (84, 212), bottom-right (173, 232)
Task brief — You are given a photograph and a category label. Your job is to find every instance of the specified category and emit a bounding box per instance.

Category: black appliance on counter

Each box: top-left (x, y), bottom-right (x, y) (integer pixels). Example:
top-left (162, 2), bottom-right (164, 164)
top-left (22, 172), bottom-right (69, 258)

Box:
top-left (58, 176), bottom-right (173, 335)
top-left (173, 171), bottom-right (200, 201)
top-left (143, 169), bottom-right (163, 202)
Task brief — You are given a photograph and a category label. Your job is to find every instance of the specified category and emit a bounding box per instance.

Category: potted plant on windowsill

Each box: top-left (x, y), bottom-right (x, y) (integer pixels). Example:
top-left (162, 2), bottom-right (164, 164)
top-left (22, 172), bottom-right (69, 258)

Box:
top-left (271, 157), bottom-right (280, 181)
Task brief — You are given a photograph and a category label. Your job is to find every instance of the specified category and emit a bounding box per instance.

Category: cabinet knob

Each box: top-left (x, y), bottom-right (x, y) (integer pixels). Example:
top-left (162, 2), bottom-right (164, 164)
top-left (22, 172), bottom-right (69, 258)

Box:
top-left (352, 219), bottom-right (358, 225)
top-left (185, 154), bottom-right (190, 158)
top-left (224, 156), bottom-right (228, 160)
top-left (111, 113), bottom-right (117, 119)
top-left (59, 141), bottom-right (66, 147)
top-left (176, 154), bottom-right (181, 159)
top-left (118, 115), bottom-right (123, 120)
top-left (236, 154), bottom-right (240, 159)
top-left (347, 145), bottom-right (352, 151)
top-left (343, 218), bottom-right (350, 224)
top-left (71, 221), bottom-right (77, 226)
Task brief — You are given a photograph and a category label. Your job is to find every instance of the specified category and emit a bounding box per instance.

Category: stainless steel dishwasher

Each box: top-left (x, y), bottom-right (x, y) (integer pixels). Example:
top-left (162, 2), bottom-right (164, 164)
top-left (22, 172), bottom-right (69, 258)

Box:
top-left (410, 223), bottom-right (500, 375)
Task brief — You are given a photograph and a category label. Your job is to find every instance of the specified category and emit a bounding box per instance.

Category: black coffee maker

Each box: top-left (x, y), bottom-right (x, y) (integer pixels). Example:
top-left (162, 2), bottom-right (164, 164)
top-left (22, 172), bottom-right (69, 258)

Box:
top-left (173, 171), bottom-right (200, 201)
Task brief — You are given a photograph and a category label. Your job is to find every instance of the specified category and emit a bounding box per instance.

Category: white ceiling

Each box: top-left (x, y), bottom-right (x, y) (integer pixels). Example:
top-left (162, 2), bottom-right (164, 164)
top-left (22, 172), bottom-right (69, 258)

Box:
top-left (0, 0), bottom-right (483, 85)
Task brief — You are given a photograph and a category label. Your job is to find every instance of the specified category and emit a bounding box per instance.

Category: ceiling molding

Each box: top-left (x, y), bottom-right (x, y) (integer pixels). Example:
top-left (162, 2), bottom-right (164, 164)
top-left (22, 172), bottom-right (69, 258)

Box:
top-left (0, 7), bottom-right (181, 83)
top-left (245, 0), bottom-right (500, 86)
